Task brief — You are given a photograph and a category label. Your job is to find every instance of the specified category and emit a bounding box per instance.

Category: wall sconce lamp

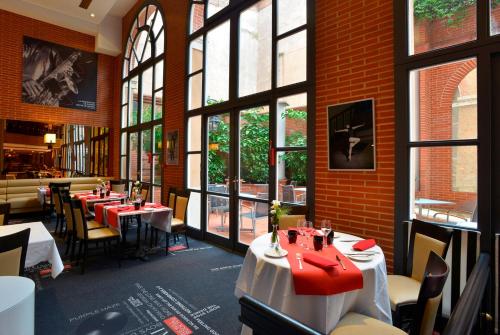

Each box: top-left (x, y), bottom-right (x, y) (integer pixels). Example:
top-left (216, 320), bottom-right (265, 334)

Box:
top-left (44, 133), bottom-right (56, 149)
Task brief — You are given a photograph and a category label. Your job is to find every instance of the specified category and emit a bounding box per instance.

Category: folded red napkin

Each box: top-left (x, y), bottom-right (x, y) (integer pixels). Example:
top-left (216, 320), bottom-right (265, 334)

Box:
top-left (117, 206), bottom-right (134, 212)
top-left (303, 253), bottom-right (338, 270)
top-left (353, 239), bottom-right (376, 251)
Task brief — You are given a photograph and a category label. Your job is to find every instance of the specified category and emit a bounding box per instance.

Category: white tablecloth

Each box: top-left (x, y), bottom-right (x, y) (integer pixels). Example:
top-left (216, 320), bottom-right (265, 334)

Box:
top-left (0, 222), bottom-right (64, 278)
top-left (0, 276), bottom-right (35, 335)
top-left (101, 204), bottom-right (173, 233)
top-left (235, 232), bottom-right (392, 334)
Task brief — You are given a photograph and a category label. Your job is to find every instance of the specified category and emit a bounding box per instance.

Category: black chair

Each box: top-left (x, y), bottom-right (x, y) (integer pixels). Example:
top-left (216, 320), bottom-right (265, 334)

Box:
top-left (0, 203), bottom-right (11, 226)
top-left (239, 192), bottom-right (268, 238)
top-left (388, 219), bottom-right (453, 327)
top-left (442, 253), bottom-right (491, 335)
top-left (0, 228), bottom-right (30, 276)
top-left (239, 251), bottom-right (449, 335)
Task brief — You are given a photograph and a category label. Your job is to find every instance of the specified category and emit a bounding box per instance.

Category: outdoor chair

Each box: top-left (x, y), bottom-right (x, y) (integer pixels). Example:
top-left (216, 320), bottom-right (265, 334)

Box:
top-left (239, 192), bottom-right (268, 238)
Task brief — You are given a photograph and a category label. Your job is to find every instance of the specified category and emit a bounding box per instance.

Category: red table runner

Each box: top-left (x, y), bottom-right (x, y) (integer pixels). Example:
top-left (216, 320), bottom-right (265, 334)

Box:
top-left (279, 231), bottom-right (363, 295)
top-left (106, 206), bottom-right (135, 229)
top-left (94, 201), bottom-right (121, 224)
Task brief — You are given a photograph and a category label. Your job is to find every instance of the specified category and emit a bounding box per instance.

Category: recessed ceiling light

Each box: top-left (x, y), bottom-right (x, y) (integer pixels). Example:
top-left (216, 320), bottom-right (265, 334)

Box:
top-left (90, 13), bottom-right (95, 18)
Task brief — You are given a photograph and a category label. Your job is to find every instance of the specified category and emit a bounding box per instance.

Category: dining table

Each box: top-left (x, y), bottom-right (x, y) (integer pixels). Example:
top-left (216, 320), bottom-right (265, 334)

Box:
top-left (0, 221), bottom-right (64, 278)
top-left (235, 231), bottom-right (392, 334)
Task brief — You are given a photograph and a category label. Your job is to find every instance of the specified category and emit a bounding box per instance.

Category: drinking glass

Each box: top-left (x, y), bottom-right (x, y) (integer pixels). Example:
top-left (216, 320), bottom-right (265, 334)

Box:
top-left (303, 221), bottom-right (313, 250)
top-left (321, 219), bottom-right (332, 247)
top-left (297, 219), bottom-right (306, 247)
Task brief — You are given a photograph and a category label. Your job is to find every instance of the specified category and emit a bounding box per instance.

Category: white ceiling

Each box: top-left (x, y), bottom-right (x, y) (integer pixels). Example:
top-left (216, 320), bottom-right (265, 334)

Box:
top-left (0, 0), bottom-right (137, 56)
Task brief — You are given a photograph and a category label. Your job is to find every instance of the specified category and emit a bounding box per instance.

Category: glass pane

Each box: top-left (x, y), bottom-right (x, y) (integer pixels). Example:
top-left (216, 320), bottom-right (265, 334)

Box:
top-left (410, 58), bottom-right (477, 142)
top-left (277, 0), bottom-right (307, 35)
top-left (134, 30), bottom-right (148, 62)
top-left (492, 1), bottom-right (500, 35)
top-left (120, 157), bottom-right (127, 179)
top-left (187, 154), bottom-right (201, 190)
top-left (410, 146), bottom-right (477, 228)
top-left (277, 30), bottom-right (307, 87)
top-left (152, 186), bottom-right (162, 203)
top-left (152, 12), bottom-right (163, 36)
top-left (155, 60), bottom-right (163, 89)
top-left (153, 155), bottom-right (161, 185)
top-left (188, 116), bottom-right (202, 152)
top-left (188, 73), bottom-right (203, 110)
top-left (277, 93), bottom-right (307, 147)
top-left (277, 151), bottom-right (307, 204)
top-left (189, 36), bottom-right (204, 74)
top-left (207, 195), bottom-right (230, 238)
top-left (122, 82), bottom-right (128, 104)
top-left (154, 125), bottom-right (162, 154)
top-left (208, 113), bottom-right (230, 191)
top-left (239, 106), bottom-right (269, 199)
top-left (239, 0), bottom-right (272, 97)
top-left (156, 30), bottom-right (165, 55)
top-left (129, 76), bottom-right (138, 126)
top-left (238, 199), bottom-right (269, 245)
top-left (153, 92), bottom-right (163, 120)
top-left (409, 0), bottom-right (476, 55)
top-left (145, 6), bottom-right (157, 27)
top-left (121, 105), bottom-right (128, 128)
top-left (123, 58), bottom-right (129, 78)
top-left (190, 3), bottom-right (205, 34)
top-left (129, 132), bottom-right (138, 180)
top-left (205, 21), bottom-right (230, 105)
top-left (121, 133), bottom-right (127, 155)
top-left (207, 0), bottom-right (229, 18)
top-left (142, 67), bottom-right (153, 123)
top-left (141, 129), bottom-right (152, 182)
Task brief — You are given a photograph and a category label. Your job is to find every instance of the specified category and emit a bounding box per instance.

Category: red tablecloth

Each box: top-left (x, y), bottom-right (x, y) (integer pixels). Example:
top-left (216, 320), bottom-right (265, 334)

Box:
top-left (106, 206), bottom-right (136, 229)
top-left (94, 201), bottom-right (122, 224)
top-left (74, 192), bottom-right (125, 213)
top-left (279, 231), bottom-right (363, 295)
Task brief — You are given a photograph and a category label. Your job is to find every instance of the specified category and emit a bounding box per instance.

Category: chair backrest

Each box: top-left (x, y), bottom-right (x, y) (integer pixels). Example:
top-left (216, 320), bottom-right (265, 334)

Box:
top-left (175, 194), bottom-right (189, 222)
top-left (279, 215), bottom-right (306, 230)
top-left (442, 253), bottom-right (490, 335)
top-left (140, 183), bottom-right (150, 201)
top-left (412, 251), bottom-right (450, 335)
top-left (51, 187), bottom-right (64, 215)
top-left (0, 228), bottom-right (30, 276)
top-left (0, 203), bottom-right (11, 226)
top-left (71, 199), bottom-right (88, 240)
top-left (168, 192), bottom-right (176, 209)
top-left (282, 185), bottom-right (296, 203)
top-left (255, 193), bottom-right (269, 218)
top-left (408, 219), bottom-right (453, 281)
top-left (62, 192), bottom-right (74, 232)
top-left (49, 182), bottom-right (71, 206)
top-left (110, 180), bottom-right (126, 193)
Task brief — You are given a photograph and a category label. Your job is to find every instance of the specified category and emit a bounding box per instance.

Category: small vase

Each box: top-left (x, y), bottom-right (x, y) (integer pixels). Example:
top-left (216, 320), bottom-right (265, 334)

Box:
top-left (270, 222), bottom-right (279, 248)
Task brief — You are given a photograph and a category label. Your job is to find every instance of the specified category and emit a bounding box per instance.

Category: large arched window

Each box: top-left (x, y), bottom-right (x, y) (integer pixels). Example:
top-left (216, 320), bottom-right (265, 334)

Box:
top-left (185, 0), bottom-right (313, 249)
top-left (121, 3), bottom-right (165, 202)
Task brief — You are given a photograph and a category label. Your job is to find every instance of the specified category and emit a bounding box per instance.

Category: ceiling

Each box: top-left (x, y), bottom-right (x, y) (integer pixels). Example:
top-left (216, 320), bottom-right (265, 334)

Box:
top-left (0, 0), bottom-right (137, 55)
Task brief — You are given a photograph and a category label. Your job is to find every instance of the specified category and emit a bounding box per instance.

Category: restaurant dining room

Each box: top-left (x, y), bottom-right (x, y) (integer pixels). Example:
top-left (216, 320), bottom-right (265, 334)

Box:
top-left (0, 0), bottom-right (498, 334)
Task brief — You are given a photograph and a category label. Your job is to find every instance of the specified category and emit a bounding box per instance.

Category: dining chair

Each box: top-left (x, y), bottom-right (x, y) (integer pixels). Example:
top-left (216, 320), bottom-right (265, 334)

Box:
top-left (282, 185), bottom-right (296, 203)
top-left (71, 199), bottom-right (121, 274)
top-left (0, 203), bottom-right (11, 226)
top-left (239, 192), bottom-right (268, 238)
top-left (51, 186), bottom-right (66, 236)
top-left (167, 191), bottom-right (190, 255)
top-left (239, 251), bottom-right (449, 335)
top-left (388, 219), bottom-right (452, 327)
top-left (0, 228), bottom-right (30, 276)
top-left (109, 180), bottom-right (126, 193)
top-left (140, 183), bottom-right (150, 202)
top-left (62, 192), bottom-right (104, 261)
top-left (167, 187), bottom-right (176, 209)
top-left (279, 205), bottom-right (308, 230)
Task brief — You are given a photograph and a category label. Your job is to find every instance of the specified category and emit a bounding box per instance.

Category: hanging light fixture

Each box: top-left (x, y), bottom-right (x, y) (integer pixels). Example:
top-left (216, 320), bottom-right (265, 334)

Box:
top-left (44, 133), bottom-right (56, 149)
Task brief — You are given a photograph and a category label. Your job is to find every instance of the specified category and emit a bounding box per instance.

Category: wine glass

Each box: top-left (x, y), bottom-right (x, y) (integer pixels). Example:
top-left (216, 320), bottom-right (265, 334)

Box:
top-left (303, 221), bottom-right (313, 250)
top-left (321, 219), bottom-right (332, 247)
top-left (297, 218), bottom-right (306, 247)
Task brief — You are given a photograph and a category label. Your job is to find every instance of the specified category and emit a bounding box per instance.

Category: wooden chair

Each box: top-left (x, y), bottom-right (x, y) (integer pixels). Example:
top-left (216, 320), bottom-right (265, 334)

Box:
top-left (239, 251), bottom-right (449, 335)
top-left (109, 180), bottom-right (126, 193)
top-left (388, 219), bottom-right (453, 327)
top-left (71, 199), bottom-right (121, 274)
top-left (51, 186), bottom-right (66, 236)
top-left (0, 228), bottom-right (30, 276)
top-left (167, 191), bottom-right (190, 254)
top-left (47, 182), bottom-right (71, 212)
top-left (0, 203), bottom-right (11, 226)
top-left (279, 206), bottom-right (308, 230)
top-left (62, 192), bottom-right (104, 261)
top-left (167, 187), bottom-right (176, 208)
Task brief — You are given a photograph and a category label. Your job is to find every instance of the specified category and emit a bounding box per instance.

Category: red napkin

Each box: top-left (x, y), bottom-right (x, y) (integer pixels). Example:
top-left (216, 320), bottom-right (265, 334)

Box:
top-left (303, 253), bottom-right (338, 270)
top-left (353, 239), bottom-right (376, 251)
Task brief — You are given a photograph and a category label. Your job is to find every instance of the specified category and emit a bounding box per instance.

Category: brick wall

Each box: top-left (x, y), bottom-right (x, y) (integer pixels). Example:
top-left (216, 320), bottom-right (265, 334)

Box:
top-left (315, 0), bottom-right (396, 270)
top-left (0, 9), bottom-right (116, 176)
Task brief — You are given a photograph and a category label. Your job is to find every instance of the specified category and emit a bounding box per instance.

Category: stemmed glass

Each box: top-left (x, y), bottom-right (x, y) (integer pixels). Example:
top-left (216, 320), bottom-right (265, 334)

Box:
top-left (303, 221), bottom-right (313, 250)
top-left (321, 219), bottom-right (332, 247)
top-left (297, 219), bottom-right (306, 248)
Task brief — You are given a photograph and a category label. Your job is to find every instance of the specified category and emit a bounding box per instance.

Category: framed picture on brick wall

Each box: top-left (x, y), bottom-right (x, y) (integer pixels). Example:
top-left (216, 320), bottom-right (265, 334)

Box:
top-left (165, 130), bottom-right (179, 165)
top-left (327, 98), bottom-right (376, 171)
top-left (22, 36), bottom-right (97, 111)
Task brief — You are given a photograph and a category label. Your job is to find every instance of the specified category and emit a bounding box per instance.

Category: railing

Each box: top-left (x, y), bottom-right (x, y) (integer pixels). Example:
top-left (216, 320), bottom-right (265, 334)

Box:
top-left (402, 221), bottom-right (481, 317)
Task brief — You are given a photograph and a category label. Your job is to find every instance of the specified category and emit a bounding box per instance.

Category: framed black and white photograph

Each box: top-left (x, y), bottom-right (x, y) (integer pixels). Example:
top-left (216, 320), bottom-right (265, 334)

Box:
top-left (165, 130), bottom-right (179, 165)
top-left (22, 36), bottom-right (97, 111)
top-left (327, 98), bottom-right (376, 171)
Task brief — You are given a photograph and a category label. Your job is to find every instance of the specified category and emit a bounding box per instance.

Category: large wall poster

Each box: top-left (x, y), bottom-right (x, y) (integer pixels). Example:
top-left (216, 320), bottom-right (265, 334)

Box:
top-left (327, 99), bottom-right (376, 171)
top-left (22, 36), bottom-right (97, 111)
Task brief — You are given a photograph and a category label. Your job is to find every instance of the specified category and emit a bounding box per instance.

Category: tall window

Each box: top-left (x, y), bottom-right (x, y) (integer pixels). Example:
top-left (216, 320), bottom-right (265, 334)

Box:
top-left (185, 0), bottom-right (313, 246)
top-left (121, 3), bottom-right (164, 202)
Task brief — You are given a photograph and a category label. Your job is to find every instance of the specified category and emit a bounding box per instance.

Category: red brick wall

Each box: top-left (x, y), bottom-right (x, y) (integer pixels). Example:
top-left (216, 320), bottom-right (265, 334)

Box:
top-left (117, 0), bottom-right (188, 200)
top-left (0, 9), bottom-right (116, 176)
top-left (315, 0), bottom-right (396, 270)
